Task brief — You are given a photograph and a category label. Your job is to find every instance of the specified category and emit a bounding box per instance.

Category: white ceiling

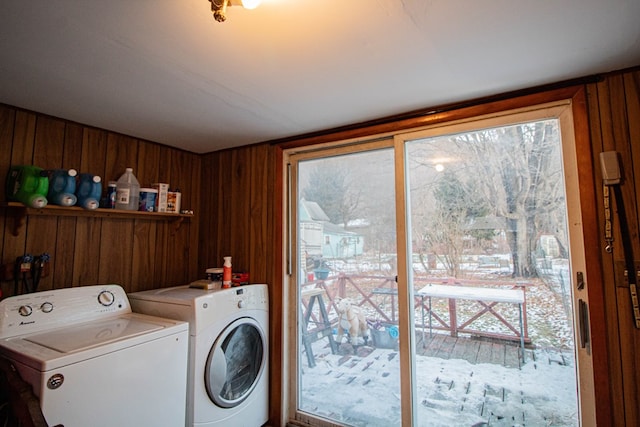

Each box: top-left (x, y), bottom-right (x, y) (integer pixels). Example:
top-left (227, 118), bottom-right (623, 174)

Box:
top-left (1, 0), bottom-right (639, 154)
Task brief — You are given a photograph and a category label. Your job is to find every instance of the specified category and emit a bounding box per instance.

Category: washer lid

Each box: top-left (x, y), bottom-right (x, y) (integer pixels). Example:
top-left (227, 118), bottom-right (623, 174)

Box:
top-left (25, 317), bottom-right (163, 353)
top-left (0, 313), bottom-right (187, 372)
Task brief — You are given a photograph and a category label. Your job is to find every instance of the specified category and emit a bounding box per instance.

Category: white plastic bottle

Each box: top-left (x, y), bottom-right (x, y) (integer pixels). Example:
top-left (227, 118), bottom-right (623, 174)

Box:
top-left (115, 168), bottom-right (140, 210)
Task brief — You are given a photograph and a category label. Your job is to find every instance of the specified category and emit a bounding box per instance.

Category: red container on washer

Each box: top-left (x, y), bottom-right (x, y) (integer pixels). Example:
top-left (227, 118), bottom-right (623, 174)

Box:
top-left (232, 272), bottom-right (250, 286)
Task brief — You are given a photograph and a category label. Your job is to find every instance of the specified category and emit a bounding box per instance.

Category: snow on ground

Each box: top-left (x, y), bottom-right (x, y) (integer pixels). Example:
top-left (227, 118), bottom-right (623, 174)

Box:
top-left (300, 346), bottom-right (578, 427)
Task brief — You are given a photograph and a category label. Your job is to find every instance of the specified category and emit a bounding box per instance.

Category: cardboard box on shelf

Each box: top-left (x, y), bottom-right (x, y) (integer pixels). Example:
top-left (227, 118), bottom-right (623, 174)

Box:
top-left (152, 183), bottom-right (169, 212)
top-left (167, 191), bottom-right (181, 213)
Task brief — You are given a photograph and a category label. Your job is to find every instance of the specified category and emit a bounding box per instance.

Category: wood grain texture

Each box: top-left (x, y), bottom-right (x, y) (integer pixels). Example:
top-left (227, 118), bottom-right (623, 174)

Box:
top-left (0, 105), bottom-right (201, 294)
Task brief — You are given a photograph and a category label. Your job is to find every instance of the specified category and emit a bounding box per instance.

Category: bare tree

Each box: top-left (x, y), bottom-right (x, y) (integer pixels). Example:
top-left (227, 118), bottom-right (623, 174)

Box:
top-left (452, 120), bottom-right (565, 277)
top-left (302, 164), bottom-right (361, 227)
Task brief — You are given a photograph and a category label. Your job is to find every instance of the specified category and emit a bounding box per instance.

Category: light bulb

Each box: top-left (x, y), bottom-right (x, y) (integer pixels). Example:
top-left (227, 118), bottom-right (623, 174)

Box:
top-left (241, 0), bottom-right (261, 9)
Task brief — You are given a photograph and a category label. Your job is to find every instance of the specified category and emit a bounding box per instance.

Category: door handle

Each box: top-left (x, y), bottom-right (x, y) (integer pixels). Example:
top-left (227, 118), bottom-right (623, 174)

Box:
top-left (578, 299), bottom-right (589, 349)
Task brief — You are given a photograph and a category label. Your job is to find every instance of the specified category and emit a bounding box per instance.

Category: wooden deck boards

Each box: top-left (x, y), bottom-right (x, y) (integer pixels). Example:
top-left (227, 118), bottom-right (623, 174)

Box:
top-left (417, 332), bottom-right (530, 367)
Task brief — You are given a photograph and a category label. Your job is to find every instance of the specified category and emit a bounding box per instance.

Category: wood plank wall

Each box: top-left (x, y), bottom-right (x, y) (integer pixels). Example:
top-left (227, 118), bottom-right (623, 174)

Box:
top-left (0, 104), bottom-right (201, 295)
top-left (198, 143), bottom-right (275, 283)
top-left (587, 68), bottom-right (640, 427)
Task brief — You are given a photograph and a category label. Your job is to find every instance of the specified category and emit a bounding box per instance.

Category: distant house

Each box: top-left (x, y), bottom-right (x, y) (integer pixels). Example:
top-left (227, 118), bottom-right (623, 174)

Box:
top-left (321, 222), bottom-right (364, 258)
top-left (299, 199), bottom-right (364, 260)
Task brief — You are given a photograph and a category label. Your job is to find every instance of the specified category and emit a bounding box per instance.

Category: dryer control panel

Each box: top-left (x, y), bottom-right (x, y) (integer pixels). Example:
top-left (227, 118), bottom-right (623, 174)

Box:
top-left (229, 285), bottom-right (268, 310)
top-left (0, 284), bottom-right (131, 339)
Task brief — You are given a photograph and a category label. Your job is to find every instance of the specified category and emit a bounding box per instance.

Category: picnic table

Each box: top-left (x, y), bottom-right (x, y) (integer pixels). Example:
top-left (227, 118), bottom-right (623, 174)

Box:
top-left (418, 284), bottom-right (527, 362)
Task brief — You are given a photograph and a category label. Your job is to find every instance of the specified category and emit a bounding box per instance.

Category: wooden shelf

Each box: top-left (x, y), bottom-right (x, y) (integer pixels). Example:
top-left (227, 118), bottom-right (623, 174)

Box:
top-left (1, 202), bottom-right (193, 236)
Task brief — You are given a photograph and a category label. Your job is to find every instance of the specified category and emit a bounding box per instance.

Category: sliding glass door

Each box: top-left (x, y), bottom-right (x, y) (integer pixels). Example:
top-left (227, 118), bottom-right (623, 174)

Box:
top-left (290, 140), bottom-right (402, 426)
top-left (287, 101), bottom-right (595, 426)
top-left (399, 104), bottom-right (593, 426)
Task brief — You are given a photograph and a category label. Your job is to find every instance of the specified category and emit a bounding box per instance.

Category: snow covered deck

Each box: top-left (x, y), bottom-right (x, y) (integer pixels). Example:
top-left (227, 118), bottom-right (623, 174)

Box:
top-left (302, 335), bottom-right (577, 426)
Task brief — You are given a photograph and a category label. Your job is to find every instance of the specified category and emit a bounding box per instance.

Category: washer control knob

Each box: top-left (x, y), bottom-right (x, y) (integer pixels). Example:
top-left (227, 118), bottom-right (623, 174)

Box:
top-left (41, 302), bottom-right (54, 313)
top-left (18, 305), bottom-right (33, 317)
top-left (97, 290), bottom-right (115, 307)
top-left (237, 300), bottom-right (245, 309)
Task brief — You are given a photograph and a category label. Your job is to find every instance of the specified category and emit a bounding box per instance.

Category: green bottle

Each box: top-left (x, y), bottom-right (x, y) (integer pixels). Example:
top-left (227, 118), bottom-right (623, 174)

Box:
top-left (5, 165), bottom-right (49, 208)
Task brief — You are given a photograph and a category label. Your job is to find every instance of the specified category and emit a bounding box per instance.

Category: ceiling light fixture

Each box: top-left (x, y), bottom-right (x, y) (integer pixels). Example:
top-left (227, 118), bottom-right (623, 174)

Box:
top-left (209, 0), bottom-right (261, 22)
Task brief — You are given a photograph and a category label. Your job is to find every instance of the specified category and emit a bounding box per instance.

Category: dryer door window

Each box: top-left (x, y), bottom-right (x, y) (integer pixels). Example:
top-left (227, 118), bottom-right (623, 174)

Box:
top-left (205, 317), bottom-right (266, 408)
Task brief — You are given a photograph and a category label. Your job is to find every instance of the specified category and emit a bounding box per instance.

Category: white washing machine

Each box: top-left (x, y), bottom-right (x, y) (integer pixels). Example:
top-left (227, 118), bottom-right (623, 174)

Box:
top-left (128, 284), bottom-right (269, 427)
top-left (0, 284), bottom-right (189, 427)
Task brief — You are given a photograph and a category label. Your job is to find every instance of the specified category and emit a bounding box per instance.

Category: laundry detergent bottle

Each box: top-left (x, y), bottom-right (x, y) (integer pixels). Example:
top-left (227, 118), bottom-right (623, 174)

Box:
top-left (76, 173), bottom-right (102, 210)
top-left (47, 168), bottom-right (78, 206)
top-left (5, 165), bottom-right (49, 208)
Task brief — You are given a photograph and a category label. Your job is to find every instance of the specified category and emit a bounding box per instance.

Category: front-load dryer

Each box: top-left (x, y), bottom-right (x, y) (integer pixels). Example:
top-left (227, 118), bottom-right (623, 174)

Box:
top-left (129, 284), bottom-right (269, 427)
top-left (0, 284), bottom-right (189, 427)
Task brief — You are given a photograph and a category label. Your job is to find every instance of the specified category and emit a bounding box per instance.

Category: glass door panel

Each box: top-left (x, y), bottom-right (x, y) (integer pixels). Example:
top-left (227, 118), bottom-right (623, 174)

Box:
top-left (403, 118), bottom-right (582, 426)
top-left (294, 147), bottom-right (402, 426)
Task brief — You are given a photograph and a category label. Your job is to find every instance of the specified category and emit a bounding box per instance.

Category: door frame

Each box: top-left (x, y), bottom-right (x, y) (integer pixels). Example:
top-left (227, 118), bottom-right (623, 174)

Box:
top-left (275, 86), bottom-right (610, 426)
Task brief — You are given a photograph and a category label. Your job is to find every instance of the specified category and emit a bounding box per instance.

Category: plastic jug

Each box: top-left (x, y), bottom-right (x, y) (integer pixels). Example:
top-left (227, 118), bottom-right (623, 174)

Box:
top-left (47, 169), bottom-right (78, 207)
top-left (76, 173), bottom-right (102, 210)
top-left (5, 165), bottom-right (49, 208)
top-left (115, 167), bottom-right (140, 210)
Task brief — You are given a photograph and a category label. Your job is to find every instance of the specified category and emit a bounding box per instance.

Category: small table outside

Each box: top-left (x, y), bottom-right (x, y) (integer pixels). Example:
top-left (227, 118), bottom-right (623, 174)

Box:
top-left (418, 284), bottom-right (527, 362)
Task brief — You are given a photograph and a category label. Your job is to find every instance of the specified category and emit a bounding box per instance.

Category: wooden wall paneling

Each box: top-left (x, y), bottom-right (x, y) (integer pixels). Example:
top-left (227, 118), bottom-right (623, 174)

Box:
top-left (152, 217), bottom-right (169, 287)
top-left (151, 145), bottom-right (173, 286)
top-left (164, 149), bottom-right (195, 285)
top-left (588, 77), bottom-right (625, 426)
top-left (156, 143), bottom-right (173, 185)
top-left (229, 147), bottom-right (251, 273)
top-left (31, 116), bottom-right (65, 169)
top-left (11, 111), bottom-right (36, 165)
top-left (187, 151), bottom-right (201, 282)
top-left (165, 225), bottom-right (191, 286)
top-left (97, 217), bottom-right (133, 289)
top-left (211, 151), bottom-right (226, 269)
top-left (105, 133), bottom-right (140, 182)
top-left (0, 106), bottom-right (15, 236)
top-left (72, 217), bottom-right (103, 286)
top-left (1, 110), bottom-right (35, 297)
top-left (132, 219), bottom-right (157, 292)
top-left (25, 116), bottom-right (66, 292)
top-left (625, 69), bottom-right (640, 427)
top-left (608, 73), bottom-right (640, 427)
top-left (214, 150), bottom-right (234, 268)
top-left (72, 127), bottom-right (109, 286)
top-left (591, 73), bottom-right (640, 426)
top-left (249, 144), bottom-right (271, 284)
top-left (136, 142), bottom-right (161, 185)
top-left (620, 70), bottom-right (640, 426)
top-left (0, 105), bottom-right (15, 197)
top-left (131, 142), bottom-right (160, 292)
top-left (80, 128), bottom-right (109, 180)
top-left (52, 217), bottom-right (78, 288)
top-left (197, 153), bottom-right (216, 274)
top-left (52, 122), bottom-right (84, 289)
top-left (98, 134), bottom-right (139, 290)
top-left (0, 105), bottom-right (16, 298)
